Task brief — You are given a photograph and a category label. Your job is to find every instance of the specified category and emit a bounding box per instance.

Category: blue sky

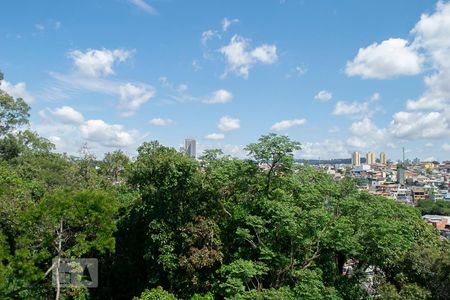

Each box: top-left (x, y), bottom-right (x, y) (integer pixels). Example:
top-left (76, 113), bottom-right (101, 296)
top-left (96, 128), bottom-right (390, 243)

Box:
top-left (1, 0), bottom-right (449, 160)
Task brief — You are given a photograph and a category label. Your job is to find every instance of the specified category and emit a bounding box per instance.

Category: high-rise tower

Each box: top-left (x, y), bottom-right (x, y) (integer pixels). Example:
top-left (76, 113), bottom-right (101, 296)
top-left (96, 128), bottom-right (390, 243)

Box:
top-left (366, 152), bottom-right (376, 165)
top-left (380, 152), bottom-right (386, 164)
top-left (184, 138), bottom-right (196, 158)
top-left (352, 151), bottom-right (360, 166)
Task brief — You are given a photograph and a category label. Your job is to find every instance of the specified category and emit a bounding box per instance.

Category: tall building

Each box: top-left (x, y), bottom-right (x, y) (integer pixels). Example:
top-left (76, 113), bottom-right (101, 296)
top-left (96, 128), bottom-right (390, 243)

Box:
top-left (351, 151), bottom-right (360, 166)
top-left (184, 138), bottom-right (196, 158)
top-left (366, 152), bottom-right (375, 165)
top-left (380, 152), bottom-right (386, 164)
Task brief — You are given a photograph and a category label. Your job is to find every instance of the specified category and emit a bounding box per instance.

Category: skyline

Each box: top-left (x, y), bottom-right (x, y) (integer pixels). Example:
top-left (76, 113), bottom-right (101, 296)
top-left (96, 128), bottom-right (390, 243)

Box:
top-left (1, 0), bottom-right (450, 160)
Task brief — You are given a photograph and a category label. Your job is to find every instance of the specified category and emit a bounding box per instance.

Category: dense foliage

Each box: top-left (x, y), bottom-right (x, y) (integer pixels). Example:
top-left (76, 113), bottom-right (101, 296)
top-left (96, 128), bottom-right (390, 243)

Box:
top-left (1, 73), bottom-right (449, 299)
top-left (418, 200), bottom-right (450, 216)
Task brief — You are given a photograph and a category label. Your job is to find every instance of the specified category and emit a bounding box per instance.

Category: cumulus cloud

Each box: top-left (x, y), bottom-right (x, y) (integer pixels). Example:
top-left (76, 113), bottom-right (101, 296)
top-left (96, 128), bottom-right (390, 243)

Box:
top-left (68, 48), bottom-right (132, 77)
top-left (80, 119), bottom-right (135, 147)
top-left (205, 133), bottom-right (225, 140)
top-left (219, 35), bottom-right (278, 78)
top-left (222, 17), bottom-right (239, 32)
top-left (411, 1), bottom-right (450, 69)
top-left (149, 118), bottom-right (175, 126)
top-left (0, 80), bottom-right (35, 103)
top-left (406, 1), bottom-right (450, 111)
top-left (389, 111), bottom-right (450, 139)
top-left (218, 116), bottom-right (240, 131)
top-left (333, 101), bottom-right (370, 118)
top-left (36, 108), bottom-right (138, 156)
top-left (340, 1), bottom-right (450, 152)
top-left (314, 90), bottom-right (332, 102)
top-left (347, 117), bottom-right (386, 149)
top-left (299, 140), bottom-right (350, 160)
top-left (271, 118), bottom-right (306, 131)
top-left (49, 48), bottom-right (154, 116)
top-left (119, 83), bottom-right (155, 114)
top-left (204, 89), bottom-right (233, 104)
top-left (50, 106), bottom-right (84, 125)
top-left (442, 143), bottom-right (450, 151)
top-left (350, 118), bottom-right (378, 135)
top-left (345, 38), bottom-right (423, 79)
top-left (345, 1), bottom-right (450, 154)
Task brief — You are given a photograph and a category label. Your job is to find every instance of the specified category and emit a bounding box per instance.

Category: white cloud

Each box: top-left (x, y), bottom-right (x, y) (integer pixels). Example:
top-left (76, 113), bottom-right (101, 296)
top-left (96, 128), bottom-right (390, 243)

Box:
top-left (50, 106), bottom-right (84, 125)
top-left (389, 111), bottom-right (450, 140)
top-left (251, 44), bottom-right (278, 64)
top-left (411, 1), bottom-right (450, 69)
top-left (128, 0), bottom-right (158, 15)
top-left (35, 110), bottom-right (139, 156)
top-left (49, 71), bottom-right (118, 94)
top-left (205, 133), bottom-right (225, 140)
top-left (406, 2), bottom-right (450, 112)
top-left (201, 30), bottom-right (219, 46)
top-left (442, 143), bottom-right (450, 151)
top-left (219, 35), bottom-right (278, 78)
top-left (0, 80), bottom-right (35, 103)
top-left (49, 69), bottom-right (155, 116)
top-left (204, 89), bottom-right (233, 104)
top-left (119, 83), bottom-right (155, 113)
top-left (346, 137), bottom-right (370, 149)
top-left (80, 119), bottom-right (135, 147)
top-left (222, 17), bottom-right (239, 32)
top-left (149, 118), bottom-right (175, 126)
top-left (314, 90), bottom-right (332, 102)
top-left (299, 140), bottom-right (350, 160)
top-left (218, 116), bottom-right (240, 131)
top-left (271, 118), bottom-right (306, 131)
top-left (33, 121), bottom-right (80, 153)
top-left (159, 77), bottom-right (233, 105)
top-left (346, 38), bottom-right (423, 79)
top-left (349, 117), bottom-right (381, 136)
top-left (333, 101), bottom-right (369, 118)
top-left (347, 117), bottom-right (386, 149)
top-left (68, 48), bottom-right (132, 77)
top-left (370, 92), bottom-right (380, 101)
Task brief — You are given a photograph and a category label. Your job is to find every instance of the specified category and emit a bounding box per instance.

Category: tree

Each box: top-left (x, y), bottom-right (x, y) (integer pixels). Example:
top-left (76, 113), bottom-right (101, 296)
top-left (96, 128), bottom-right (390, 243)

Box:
top-left (0, 130), bottom-right (54, 161)
top-left (0, 86), bottom-right (30, 136)
top-left (16, 190), bottom-right (118, 299)
top-left (133, 287), bottom-right (178, 300)
top-left (100, 150), bottom-right (130, 184)
top-left (245, 133), bottom-right (301, 193)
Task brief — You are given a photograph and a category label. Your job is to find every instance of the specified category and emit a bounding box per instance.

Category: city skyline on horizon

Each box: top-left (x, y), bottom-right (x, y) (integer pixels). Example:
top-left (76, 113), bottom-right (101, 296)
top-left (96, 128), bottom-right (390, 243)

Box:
top-left (1, 0), bottom-right (450, 161)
